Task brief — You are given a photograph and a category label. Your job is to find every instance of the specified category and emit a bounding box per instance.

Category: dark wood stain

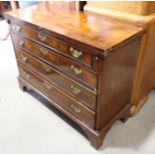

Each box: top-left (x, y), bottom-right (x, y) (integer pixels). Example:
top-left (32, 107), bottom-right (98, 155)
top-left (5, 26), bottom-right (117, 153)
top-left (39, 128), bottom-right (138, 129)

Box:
top-left (5, 2), bottom-right (144, 149)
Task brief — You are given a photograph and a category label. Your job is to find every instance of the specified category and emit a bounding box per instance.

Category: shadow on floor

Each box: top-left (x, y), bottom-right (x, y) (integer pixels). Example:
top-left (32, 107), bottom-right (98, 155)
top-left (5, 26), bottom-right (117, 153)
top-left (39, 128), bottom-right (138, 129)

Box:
top-left (24, 88), bottom-right (155, 151)
top-left (100, 90), bottom-right (155, 151)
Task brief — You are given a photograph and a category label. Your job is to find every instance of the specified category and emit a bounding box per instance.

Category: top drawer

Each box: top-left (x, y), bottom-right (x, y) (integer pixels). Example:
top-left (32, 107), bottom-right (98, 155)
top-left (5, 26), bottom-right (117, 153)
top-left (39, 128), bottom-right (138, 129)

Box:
top-left (11, 22), bottom-right (92, 67)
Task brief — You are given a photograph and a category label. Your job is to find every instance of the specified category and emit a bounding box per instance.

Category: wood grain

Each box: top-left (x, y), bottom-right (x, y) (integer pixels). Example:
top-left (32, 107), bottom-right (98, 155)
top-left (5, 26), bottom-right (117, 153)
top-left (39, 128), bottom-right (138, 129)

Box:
top-left (15, 49), bottom-right (97, 110)
top-left (5, 2), bottom-right (143, 53)
top-left (84, 1), bottom-right (155, 116)
top-left (5, 2), bottom-right (144, 149)
top-left (19, 65), bottom-right (96, 129)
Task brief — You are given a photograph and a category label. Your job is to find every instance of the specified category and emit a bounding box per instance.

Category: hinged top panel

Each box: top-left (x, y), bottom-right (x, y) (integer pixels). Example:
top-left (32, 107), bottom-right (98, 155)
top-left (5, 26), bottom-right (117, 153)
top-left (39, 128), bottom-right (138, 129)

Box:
top-left (5, 2), bottom-right (144, 54)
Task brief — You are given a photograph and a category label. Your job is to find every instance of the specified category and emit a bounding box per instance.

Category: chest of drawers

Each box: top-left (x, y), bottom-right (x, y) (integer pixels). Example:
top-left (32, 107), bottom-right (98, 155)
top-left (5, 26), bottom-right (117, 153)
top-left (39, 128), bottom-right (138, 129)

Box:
top-left (5, 2), bottom-right (144, 149)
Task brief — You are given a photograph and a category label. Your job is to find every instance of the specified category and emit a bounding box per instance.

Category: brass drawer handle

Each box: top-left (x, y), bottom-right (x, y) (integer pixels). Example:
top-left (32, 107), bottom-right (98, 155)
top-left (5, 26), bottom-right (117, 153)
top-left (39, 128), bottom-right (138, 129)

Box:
top-left (22, 71), bottom-right (31, 79)
top-left (12, 24), bottom-right (21, 32)
top-left (43, 65), bottom-right (51, 73)
top-left (70, 47), bottom-right (83, 59)
top-left (70, 104), bottom-right (81, 113)
top-left (20, 54), bottom-right (28, 62)
top-left (38, 33), bottom-right (46, 42)
top-left (71, 84), bottom-right (81, 95)
top-left (70, 65), bottom-right (82, 75)
top-left (44, 82), bottom-right (52, 90)
top-left (18, 40), bottom-right (24, 47)
top-left (40, 47), bottom-right (49, 56)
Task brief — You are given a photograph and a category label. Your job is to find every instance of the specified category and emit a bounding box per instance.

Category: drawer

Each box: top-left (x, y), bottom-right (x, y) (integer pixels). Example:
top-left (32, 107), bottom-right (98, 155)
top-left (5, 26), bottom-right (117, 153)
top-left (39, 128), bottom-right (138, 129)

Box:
top-left (12, 34), bottom-right (98, 89)
top-left (11, 22), bottom-right (92, 67)
top-left (15, 49), bottom-right (97, 109)
top-left (18, 65), bottom-right (95, 129)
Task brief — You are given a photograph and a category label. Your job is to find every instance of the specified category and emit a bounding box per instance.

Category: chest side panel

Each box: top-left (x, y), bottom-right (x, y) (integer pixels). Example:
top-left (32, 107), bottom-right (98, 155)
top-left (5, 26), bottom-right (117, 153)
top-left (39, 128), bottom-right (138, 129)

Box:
top-left (96, 36), bottom-right (142, 129)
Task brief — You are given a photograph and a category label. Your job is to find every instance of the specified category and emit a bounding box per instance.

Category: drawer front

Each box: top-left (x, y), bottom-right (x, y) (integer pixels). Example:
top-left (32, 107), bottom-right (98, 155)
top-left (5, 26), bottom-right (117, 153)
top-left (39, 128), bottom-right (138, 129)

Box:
top-left (18, 65), bottom-right (95, 129)
top-left (15, 48), bottom-right (97, 110)
top-left (12, 33), bottom-right (98, 89)
top-left (11, 22), bottom-right (92, 67)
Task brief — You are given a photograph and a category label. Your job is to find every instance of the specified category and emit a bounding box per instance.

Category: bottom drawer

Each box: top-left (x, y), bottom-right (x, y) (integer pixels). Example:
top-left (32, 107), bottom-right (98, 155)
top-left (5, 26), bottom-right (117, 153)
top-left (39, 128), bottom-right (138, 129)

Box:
top-left (18, 64), bottom-right (95, 129)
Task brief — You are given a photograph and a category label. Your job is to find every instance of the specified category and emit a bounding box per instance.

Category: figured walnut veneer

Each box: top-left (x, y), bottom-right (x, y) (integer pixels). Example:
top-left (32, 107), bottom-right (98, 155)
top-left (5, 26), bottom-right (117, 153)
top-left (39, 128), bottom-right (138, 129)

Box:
top-left (5, 2), bottom-right (144, 149)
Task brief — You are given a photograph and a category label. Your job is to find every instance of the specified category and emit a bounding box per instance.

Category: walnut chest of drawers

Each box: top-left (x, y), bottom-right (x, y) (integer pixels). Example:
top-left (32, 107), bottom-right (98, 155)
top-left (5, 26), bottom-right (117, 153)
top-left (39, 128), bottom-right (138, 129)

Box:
top-left (5, 2), bottom-right (144, 149)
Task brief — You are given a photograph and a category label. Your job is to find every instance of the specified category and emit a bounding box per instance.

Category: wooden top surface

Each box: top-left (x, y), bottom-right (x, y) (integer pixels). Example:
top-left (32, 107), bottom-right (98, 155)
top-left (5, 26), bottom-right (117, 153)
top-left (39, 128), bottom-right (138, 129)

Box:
top-left (5, 2), bottom-right (144, 51)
